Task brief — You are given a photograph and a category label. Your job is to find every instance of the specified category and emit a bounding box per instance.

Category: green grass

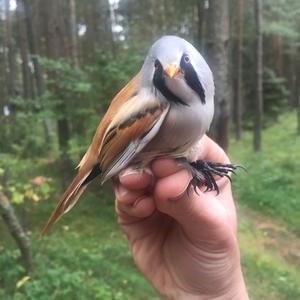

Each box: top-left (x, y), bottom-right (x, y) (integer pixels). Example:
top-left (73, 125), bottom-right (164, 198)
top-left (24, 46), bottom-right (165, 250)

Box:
top-left (229, 111), bottom-right (300, 299)
top-left (230, 112), bottom-right (300, 234)
top-left (1, 111), bottom-right (300, 299)
top-left (238, 213), bottom-right (300, 300)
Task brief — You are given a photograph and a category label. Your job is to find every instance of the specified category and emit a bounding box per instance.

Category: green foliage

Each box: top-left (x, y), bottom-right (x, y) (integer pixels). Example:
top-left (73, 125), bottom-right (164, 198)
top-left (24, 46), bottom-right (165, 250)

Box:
top-left (263, 68), bottom-right (290, 125)
top-left (118, 0), bottom-right (198, 48)
top-left (87, 50), bottom-right (143, 109)
top-left (0, 113), bottom-right (49, 157)
top-left (0, 57), bottom-right (93, 159)
top-left (241, 0), bottom-right (300, 133)
top-left (39, 57), bottom-right (92, 120)
top-left (241, 67), bottom-right (290, 130)
top-left (0, 243), bottom-right (157, 300)
top-left (0, 154), bottom-right (53, 205)
top-left (264, 0), bottom-right (300, 41)
top-left (0, 189), bottom-right (158, 300)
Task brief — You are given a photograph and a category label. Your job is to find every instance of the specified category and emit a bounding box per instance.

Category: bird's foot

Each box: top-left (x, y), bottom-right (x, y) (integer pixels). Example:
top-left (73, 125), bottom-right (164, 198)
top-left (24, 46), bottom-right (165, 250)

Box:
top-left (178, 159), bottom-right (243, 195)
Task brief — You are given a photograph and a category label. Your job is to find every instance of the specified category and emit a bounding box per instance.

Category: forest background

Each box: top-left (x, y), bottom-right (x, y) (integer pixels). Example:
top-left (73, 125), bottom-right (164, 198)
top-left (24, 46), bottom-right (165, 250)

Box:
top-left (0, 0), bottom-right (300, 299)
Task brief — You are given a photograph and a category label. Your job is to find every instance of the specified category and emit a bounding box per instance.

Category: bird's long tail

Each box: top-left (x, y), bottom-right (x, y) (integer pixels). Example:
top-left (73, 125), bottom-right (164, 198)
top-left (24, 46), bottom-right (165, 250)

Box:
top-left (40, 164), bottom-right (101, 236)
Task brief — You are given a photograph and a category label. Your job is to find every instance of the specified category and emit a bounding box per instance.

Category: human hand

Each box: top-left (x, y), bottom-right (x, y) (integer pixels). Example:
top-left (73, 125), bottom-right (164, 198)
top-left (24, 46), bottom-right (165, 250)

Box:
top-left (113, 135), bottom-right (249, 300)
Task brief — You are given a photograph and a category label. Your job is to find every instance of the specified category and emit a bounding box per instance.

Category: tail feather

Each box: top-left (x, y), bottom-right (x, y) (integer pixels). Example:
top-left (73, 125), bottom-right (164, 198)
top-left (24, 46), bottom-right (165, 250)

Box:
top-left (40, 165), bottom-right (99, 237)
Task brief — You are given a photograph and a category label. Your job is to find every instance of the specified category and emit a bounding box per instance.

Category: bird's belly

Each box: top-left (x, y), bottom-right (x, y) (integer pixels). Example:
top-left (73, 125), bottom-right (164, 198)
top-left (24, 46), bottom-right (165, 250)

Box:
top-left (138, 101), bottom-right (212, 161)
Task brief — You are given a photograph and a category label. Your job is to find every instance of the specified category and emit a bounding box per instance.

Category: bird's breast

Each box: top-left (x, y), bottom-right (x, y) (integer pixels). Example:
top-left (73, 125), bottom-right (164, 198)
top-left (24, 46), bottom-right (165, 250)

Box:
top-left (139, 98), bottom-right (213, 160)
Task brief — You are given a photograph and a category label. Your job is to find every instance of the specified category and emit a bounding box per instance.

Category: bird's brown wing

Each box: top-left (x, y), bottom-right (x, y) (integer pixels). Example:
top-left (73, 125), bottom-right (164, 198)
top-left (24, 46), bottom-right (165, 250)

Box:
top-left (41, 73), bottom-right (141, 236)
top-left (77, 72), bottom-right (141, 170)
top-left (99, 101), bottom-right (169, 181)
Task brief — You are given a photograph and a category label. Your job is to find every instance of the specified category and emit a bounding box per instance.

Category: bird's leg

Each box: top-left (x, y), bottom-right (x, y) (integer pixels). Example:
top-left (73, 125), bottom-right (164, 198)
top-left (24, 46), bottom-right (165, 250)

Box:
top-left (177, 159), bottom-right (243, 195)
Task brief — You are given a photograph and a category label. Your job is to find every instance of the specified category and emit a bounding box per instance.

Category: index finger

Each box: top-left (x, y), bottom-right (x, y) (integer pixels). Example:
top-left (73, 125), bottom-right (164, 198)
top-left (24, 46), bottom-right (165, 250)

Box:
top-left (118, 167), bottom-right (153, 190)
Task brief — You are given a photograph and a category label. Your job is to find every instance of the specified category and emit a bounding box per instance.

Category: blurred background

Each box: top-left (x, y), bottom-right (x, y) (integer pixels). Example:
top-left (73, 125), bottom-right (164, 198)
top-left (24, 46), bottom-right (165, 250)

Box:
top-left (0, 0), bottom-right (299, 299)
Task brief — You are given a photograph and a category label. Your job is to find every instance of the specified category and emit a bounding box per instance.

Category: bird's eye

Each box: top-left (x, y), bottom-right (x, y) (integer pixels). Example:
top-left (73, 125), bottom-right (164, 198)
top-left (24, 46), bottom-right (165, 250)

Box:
top-left (183, 55), bottom-right (190, 64)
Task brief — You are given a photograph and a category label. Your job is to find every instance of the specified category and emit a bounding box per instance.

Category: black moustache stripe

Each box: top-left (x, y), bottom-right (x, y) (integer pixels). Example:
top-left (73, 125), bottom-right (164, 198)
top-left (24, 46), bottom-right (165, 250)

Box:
top-left (153, 60), bottom-right (188, 106)
top-left (180, 55), bottom-right (206, 104)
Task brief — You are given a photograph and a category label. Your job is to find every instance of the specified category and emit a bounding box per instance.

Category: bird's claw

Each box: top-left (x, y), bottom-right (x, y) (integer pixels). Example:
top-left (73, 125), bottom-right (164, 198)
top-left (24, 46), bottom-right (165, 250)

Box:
top-left (182, 160), bottom-right (244, 195)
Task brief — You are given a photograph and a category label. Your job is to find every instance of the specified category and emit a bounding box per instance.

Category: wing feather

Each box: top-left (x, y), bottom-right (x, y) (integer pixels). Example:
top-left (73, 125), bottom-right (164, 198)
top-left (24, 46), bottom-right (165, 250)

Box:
top-left (77, 73), bottom-right (140, 170)
top-left (40, 167), bottom-right (91, 236)
top-left (100, 102), bottom-right (169, 181)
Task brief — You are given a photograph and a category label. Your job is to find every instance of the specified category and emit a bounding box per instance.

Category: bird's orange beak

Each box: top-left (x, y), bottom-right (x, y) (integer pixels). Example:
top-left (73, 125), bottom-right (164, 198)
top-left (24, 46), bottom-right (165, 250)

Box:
top-left (165, 64), bottom-right (180, 78)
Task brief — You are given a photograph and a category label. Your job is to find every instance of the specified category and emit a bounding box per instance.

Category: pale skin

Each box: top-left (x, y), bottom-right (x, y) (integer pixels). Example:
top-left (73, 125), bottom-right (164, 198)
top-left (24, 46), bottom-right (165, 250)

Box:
top-left (113, 135), bottom-right (249, 300)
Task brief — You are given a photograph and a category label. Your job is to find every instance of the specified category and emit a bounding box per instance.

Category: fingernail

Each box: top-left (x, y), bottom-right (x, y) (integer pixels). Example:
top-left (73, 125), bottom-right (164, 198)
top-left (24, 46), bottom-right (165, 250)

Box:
top-left (114, 184), bottom-right (128, 198)
top-left (142, 167), bottom-right (153, 177)
top-left (119, 167), bottom-right (141, 178)
top-left (119, 167), bottom-right (153, 178)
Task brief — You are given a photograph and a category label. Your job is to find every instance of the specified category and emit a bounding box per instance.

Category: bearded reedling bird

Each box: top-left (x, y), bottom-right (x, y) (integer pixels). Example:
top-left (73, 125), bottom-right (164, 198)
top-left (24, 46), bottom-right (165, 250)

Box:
top-left (41, 35), bottom-right (239, 235)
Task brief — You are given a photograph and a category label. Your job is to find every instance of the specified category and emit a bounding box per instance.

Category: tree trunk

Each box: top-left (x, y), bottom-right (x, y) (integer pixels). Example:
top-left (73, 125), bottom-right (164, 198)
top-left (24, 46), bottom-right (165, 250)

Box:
top-left (206, 0), bottom-right (230, 151)
top-left (1, 1), bottom-right (9, 114)
top-left (16, 0), bottom-right (32, 99)
top-left (275, 35), bottom-right (283, 76)
top-left (98, 0), bottom-right (114, 53)
top-left (45, 0), bottom-right (72, 187)
top-left (297, 82), bottom-right (300, 135)
top-left (235, 0), bottom-right (244, 141)
top-left (69, 0), bottom-right (79, 68)
top-left (22, 0), bottom-right (45, 97)
top-left (297, 46), bottom-right (300, 135)
top-left (84, 0), bottom-right (114, 61)
top-left (0, 191), bottom-right (33, 273)
top-left (197, 0), bottom-right (208, 52)
top-left (45, 0), bottom-right (70, 152)
top-left (4, 0), bottom-right (17, 99)
top-left (253, 0), bottom-right (263, 151)
top-left (21, 0), bottom-right (53, 141)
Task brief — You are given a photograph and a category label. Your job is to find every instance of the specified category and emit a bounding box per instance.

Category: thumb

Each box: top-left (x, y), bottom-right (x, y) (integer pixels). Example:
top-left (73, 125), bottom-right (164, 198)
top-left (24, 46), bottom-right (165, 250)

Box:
top-left (153, 169), bottom-right (233, 244)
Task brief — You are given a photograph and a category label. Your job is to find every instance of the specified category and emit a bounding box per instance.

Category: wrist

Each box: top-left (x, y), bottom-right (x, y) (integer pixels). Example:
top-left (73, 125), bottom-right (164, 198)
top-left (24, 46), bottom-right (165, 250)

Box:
top-left (199, 249), bottom-right (249, 300)
top-left (215, 266), bottom-right (249, 300)
top-left (159, 268), bottom-right (248, 300)
top-left (158, 244), bottom-right (249, 300)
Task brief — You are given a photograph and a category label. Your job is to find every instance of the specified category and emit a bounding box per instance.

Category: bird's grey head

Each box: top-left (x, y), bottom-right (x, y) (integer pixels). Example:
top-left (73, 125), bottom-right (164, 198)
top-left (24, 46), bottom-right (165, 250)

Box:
top-left (140, 35), bottom-right (214, 106)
